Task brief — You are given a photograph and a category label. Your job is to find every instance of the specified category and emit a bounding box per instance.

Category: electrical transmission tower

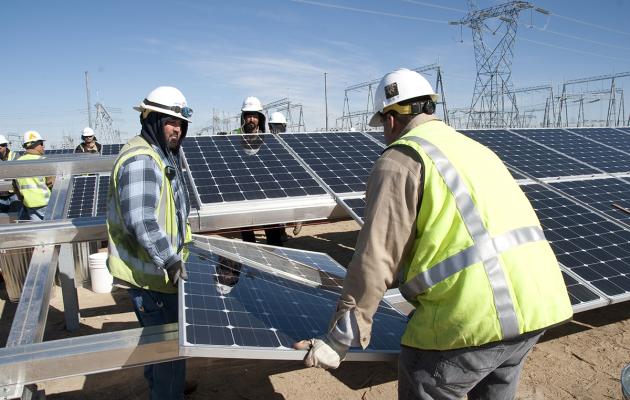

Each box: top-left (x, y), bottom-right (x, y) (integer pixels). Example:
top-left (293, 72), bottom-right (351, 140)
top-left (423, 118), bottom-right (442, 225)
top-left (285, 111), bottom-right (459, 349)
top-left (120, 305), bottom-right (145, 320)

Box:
top-left (263, 98), bottom-right (306, 132)
top-left (451, 1), bottom-right (549, 128)
top-left (94, 102), bottom-right (121, 144)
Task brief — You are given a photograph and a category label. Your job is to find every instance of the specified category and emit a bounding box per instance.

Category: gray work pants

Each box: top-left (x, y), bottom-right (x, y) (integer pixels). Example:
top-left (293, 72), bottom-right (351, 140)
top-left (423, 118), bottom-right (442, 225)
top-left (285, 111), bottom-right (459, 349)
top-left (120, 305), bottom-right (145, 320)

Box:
top-left (398, 330), bottom-right (544, 400)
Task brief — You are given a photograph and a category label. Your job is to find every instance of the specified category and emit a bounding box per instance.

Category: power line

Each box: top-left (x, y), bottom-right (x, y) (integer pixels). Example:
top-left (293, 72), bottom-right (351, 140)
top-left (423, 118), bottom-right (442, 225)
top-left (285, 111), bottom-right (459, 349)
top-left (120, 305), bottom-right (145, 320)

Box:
top-left (551, 13), bottom-right (630, 37)
top-left (400, 0), bottom-right (466, 13)
top-left (289, 0), bottom-right (449, 24)
top-left (519, 38), bottom-right (624, 61)
top-left (530, 26), bottom-right (630, 52)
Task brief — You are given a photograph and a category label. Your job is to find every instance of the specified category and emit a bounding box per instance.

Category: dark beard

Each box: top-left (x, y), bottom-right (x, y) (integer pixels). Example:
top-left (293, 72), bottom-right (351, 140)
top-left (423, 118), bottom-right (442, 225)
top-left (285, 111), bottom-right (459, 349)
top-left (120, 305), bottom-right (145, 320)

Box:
top-left (243, 123), bottom-right (257, 133)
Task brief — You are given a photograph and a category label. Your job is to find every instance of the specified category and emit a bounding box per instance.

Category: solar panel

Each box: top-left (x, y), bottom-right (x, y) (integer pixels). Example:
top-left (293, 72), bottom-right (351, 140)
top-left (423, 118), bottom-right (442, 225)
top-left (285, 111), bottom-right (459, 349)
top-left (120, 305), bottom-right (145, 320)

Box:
top-left (280, 132), bottom-right (383, 195)
top-left (514, 128), bottom-right (630, 174)
top-left (180, 245), bottom-right (407, 360)
top-left (616, 127), bottom-right (630, 135)
top-left (101, 143), bottom-right (124, 155)
top-left (565, 128), bottom-right (630, 154)
top-left (460, 129), bottom-right (600, 178)
top-left (549, 177), bottom-right (630, 224)
top-left (366, 131), bottom-right (386, 145)
top-left (562, 270), bottom-right (607, 312)
top-left (46, 148), bottom-right (75, 155)
top-left (522, 184), bottom-right (630, 301)
top-left (182, 135), bottom-right (327, 204)
top-left (339, 197), bottom-right (366, 225)
top-left (66, 175), bottom-right (97, 218)
top-left (95, 175), bottom-right (109, 217)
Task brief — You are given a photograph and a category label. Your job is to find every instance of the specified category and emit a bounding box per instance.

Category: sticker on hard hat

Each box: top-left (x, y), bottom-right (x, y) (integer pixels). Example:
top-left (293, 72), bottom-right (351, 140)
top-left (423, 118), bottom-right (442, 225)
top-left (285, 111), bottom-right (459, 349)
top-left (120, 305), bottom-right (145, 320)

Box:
top-left (28, 133), bottom-right (38, 141)
top-left (385, 82), bottom-right (399, 99)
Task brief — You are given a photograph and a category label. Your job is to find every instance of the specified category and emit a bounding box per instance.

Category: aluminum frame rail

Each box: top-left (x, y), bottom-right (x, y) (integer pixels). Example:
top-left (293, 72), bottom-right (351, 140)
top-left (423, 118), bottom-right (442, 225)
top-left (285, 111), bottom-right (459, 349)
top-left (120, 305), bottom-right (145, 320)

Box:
top-left (0, 155), bottom-right (116, 179)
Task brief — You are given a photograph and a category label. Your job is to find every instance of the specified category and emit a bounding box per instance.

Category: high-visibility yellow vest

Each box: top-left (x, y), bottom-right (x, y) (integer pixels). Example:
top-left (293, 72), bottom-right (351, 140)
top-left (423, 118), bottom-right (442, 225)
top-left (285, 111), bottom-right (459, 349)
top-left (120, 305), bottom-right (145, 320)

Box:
top-left (6, 150), bottom-right (16, 161)
top-left (392, 120), bottom-right (573, 350)
top-left (107, 136), bottom-right (192, 293)
top-left (15, 153), bottom-right (51, 208)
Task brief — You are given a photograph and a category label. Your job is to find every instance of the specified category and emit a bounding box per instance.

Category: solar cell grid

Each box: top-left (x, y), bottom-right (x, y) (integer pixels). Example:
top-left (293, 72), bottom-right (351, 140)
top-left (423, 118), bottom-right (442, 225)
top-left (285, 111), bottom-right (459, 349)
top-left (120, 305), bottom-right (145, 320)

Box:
top-left (95, 175), bottom-right (109, 217)
top-left (514, 129), bottom-right (630, 173)
top-left (367, 131), bottom-right (386, 145)
top-left (281, 132), bottom-right (382, 194)
top-left (101, 143), bottom-right (124, 155)
top-left (181, 247), bottom-right (407, 358)
top-left (341, 197), bottom-right (366, 225)
top-left (66, 176), bottom-right (97, 218)
top-left (566, 128), bottom-right (630, 154)
top-left (183, 135), bottom-right (326, 204)
top-left (522, 184), bottom-right (630, 300)
top-left (549, 177), bottom-right (630, 224)
top-left (460, 129), bottom-right (599, 178)
top-left (616, 127), bottom-right (630, 135)
top-left (562, 270), bottom-right (605, 309)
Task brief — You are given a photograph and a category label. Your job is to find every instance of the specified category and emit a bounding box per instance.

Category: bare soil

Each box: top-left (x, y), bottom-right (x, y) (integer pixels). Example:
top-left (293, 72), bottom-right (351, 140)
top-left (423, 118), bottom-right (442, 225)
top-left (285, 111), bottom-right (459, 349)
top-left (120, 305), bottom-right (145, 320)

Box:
top-left (1, 220), bottom-right (628, 399)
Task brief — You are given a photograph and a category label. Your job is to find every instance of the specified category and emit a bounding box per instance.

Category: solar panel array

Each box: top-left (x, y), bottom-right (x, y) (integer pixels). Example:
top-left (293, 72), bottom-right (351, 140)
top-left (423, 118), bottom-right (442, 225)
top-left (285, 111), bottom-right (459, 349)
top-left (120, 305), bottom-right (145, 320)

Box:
top-left (180, 240), bottom-right (407, 359)
top-left (566, 128), bottom-right (630, 154)
top-left (101, 143), bottom-right (124, 155)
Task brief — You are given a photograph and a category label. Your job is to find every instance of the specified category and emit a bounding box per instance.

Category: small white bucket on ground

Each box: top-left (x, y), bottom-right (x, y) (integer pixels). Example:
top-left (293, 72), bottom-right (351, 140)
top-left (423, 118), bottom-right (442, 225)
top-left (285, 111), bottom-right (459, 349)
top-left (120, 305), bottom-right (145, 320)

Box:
top-left (623, 363), bottom-right (630, 400)
top-left (88, 252), bottom-right (113, 293)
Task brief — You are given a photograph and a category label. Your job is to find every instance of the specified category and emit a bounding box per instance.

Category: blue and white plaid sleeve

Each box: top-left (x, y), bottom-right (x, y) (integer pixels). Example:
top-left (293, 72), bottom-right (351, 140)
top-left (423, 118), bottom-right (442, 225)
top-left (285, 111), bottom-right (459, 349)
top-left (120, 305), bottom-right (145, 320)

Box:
top-left (117, 155), bottom-right (179, 270)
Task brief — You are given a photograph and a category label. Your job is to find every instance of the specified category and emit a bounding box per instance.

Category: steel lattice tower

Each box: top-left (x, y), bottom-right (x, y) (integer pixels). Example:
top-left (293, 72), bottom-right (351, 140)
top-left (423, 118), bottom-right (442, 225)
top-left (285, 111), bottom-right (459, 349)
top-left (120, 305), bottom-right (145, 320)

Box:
top-left (451, 1), bottom-right (548, 128)
top-left (94, 102), bottom-right (121, 144)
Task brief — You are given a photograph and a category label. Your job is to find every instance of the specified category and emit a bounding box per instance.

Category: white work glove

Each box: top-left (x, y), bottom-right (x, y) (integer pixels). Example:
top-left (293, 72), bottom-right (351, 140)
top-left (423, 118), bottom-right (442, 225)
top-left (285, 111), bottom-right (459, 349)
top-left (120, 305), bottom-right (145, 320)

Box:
top-left (293, 335), bottom-right (349, 369)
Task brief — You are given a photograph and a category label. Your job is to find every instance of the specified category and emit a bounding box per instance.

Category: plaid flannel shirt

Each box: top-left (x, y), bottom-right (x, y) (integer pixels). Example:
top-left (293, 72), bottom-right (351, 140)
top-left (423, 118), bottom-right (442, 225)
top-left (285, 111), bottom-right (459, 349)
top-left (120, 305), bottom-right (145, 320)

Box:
top-left (116, 151), bottom-right (189, 270)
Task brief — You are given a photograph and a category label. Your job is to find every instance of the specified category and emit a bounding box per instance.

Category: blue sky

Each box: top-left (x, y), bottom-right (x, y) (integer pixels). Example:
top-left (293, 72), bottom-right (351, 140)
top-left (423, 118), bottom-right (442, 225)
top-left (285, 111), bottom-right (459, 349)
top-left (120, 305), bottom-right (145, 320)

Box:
top-left (1, 0), bottom-right (629, 147)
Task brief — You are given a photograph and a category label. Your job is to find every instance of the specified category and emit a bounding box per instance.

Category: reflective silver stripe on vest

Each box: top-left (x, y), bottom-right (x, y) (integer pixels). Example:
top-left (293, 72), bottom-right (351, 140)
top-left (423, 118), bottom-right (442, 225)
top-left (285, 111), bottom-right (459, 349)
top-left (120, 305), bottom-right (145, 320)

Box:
top-left (400, 136), bottom-right (545, 340)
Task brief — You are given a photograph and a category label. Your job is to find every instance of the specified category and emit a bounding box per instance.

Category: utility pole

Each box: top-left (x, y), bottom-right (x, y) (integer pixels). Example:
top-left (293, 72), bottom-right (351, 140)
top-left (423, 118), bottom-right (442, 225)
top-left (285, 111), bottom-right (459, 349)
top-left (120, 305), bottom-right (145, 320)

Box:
top-left (85, 71), bottom-right (93, 128)
top-left (324, 72), bottom-right (329, 131)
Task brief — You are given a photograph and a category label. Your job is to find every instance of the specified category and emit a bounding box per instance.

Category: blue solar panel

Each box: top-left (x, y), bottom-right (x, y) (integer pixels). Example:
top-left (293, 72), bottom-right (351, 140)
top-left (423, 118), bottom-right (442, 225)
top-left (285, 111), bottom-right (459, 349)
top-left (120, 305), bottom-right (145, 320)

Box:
top-left (616, 127), bottom-right (630, 135)
top-left (565, 128), bottom-right (630, 154)
top-left (562, 270), bottom-right (606, 310)
top-left (180, 245), bottom-right (407, 359)
top-left (549, 177), bottom-right (630, 224)
top-left (67, 176), bottom-right (97, 218)
top-left (522, 184), bottom-right (630, 300)
top-left (340, 197), bottom-right (366, 225)
top-left (460, 130), bottom-right (599, 178)
top-left (366, 131), bottom-right (386, 145)
top-left (514, 128), bottom-right (630, 174)
top-left (95, 175), bottom-right (109, 217)
top-left (101, 143), bottom-right (124, 155)
top-left (183, 135), bottom-right (327, 204)
top-left (281, 132), bottom-right (383, 195)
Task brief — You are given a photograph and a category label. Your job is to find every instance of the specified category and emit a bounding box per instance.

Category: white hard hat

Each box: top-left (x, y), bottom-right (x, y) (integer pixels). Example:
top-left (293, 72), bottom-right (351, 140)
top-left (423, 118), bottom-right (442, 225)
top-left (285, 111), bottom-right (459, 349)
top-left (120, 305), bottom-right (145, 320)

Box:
top-left (134, 86), bottom-right (193, 122)
top-left (369, 68), bottom-right (439, 127)
top-left (241, 96), bottom-right (263, 113)
top-left (268, 112), bottom-right (287, 125)
top-left (0, 135), bottom-right (7, 145)
top-left (82, 127), bottom-right (95, 137)
top-left (216, 283), bottom-right (234, 295)
top-left (23, 130), bottom-right (44, 144)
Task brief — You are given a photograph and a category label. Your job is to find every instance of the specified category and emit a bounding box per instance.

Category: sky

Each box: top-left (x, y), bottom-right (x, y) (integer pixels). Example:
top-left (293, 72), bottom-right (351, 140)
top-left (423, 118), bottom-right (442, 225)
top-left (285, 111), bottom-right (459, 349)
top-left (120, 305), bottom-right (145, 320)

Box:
top-left (1, 0), bottom-right (629, 147)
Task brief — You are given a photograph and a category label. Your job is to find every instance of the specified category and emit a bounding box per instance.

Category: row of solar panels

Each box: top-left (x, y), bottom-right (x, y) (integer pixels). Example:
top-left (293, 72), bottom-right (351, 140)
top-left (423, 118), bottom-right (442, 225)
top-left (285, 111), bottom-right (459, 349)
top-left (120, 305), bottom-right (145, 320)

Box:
top-left (60, 127), bottom-right (630, 314)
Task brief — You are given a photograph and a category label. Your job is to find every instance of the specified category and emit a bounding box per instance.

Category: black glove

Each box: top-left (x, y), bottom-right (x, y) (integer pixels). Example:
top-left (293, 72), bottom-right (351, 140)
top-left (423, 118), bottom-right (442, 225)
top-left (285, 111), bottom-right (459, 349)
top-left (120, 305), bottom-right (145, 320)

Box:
top-left (166, 260), bottom-right (188, 287)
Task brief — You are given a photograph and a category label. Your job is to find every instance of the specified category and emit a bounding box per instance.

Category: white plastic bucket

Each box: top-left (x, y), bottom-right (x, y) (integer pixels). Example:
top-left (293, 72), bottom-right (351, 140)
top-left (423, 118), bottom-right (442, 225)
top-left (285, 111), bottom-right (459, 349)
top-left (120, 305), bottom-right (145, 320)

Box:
top-left (88, 252), bottom-right (113, 293)
top-left (622, 363), bottom-right (630, 400)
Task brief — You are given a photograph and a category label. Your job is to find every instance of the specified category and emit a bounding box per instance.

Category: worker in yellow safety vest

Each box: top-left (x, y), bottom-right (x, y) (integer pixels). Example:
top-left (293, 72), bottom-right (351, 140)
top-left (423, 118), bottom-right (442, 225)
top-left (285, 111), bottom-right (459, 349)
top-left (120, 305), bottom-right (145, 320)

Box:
top-left (295, 68), bottom-right (573, 400)
top-left (107, 86), bottom-right (195, 399)
top-left (0, 134), bottom-right (22, 217)
top-left (15, 131), bottom-right (54, 221)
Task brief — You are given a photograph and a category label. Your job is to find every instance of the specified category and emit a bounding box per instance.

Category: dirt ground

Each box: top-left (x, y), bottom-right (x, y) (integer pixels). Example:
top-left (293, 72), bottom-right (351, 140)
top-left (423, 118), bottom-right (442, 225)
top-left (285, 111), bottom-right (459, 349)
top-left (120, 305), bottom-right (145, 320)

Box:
top-left (1, 220), bottom-right (629, 399)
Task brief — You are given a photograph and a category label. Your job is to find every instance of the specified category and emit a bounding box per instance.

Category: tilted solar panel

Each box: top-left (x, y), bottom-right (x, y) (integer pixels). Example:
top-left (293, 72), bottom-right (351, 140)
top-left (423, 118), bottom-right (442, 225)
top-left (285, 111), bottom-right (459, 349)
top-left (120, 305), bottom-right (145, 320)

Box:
top-left (460, 130), bottom-right (599, 178)
top-left (66, 175), bottom-right (97, 218)
top-left (95, 175), bottom-right (109, 217)
top-left (562, 270), bottom-right (607, 312)
top-left (340, 197), bottom-right (366, 225)
top-left (549, 177), bottom-right (630, 224)
top-left (522, 184), bottom-right (630, 301)
top-left (182, 135), bottom-right (327, 204)
top-left (180, 245), bottom-right (407, 360)
top-left (101, 143), bottom-right (124, 155)
top-left (514, 128), bottom-right (630, 174)
top-left (565, 128), bottom-right (630, 154)
top-left (280, 132), bottom-right (382, 195)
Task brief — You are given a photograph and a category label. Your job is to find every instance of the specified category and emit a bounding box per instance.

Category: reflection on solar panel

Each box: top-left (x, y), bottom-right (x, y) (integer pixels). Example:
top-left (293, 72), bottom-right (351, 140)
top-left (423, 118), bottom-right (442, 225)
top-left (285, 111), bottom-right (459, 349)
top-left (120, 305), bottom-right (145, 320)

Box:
top-left (281, 132), bottom-right (382, 194)
top-left (195, 236), bottom-right (344, 289)
top-left (101, 143), bottom-right (124, 155)
top-left (340, 197), bottom-right (366, 225)
top-left (549, 177), bottom-right (630, 224)
top-left (460, 130), bottom-right (599, 178)
top-left (183, 135), bottom-right (327, 204)
top-left (566, 128), bottom-right (630, 154)
top-left (67, 176), bottom-right (97, 218)
top-left (514, 129), bottom-right (630, 173)
top-left (180, 246), bottom-right (407, 359)
top-left (562, 270), bottom-right (607, 311)
top-left (522, 184), bottom-right (630, 300)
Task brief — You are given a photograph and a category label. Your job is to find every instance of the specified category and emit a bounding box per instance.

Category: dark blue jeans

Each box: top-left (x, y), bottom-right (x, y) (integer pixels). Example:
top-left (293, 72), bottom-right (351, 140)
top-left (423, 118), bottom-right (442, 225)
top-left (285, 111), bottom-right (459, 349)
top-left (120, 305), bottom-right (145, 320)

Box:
top-left (398, 330), bottom-right (544, 400)
top-left (128, 288), bottom-right (185, 400)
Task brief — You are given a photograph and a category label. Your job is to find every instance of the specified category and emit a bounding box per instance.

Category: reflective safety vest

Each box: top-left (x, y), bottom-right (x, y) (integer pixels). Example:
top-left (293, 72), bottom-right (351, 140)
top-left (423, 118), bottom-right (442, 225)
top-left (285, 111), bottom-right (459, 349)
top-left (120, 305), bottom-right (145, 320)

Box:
top-left (392, 120), bottom-right (573, 350)
top-left (15, 153), bottom-right (51, 208)
top-left (5, 150), bottom-right (17, 161)
top-left (107, 136), bottom-right (192, 294)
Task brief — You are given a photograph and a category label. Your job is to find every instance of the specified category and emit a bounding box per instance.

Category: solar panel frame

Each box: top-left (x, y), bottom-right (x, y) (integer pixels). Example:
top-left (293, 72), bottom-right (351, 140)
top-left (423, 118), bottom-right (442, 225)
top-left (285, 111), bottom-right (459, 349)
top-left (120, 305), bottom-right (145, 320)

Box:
top-left (179, 244), bottom-right (407, 361)
top-left (338, 196), bottom-right (366, 226)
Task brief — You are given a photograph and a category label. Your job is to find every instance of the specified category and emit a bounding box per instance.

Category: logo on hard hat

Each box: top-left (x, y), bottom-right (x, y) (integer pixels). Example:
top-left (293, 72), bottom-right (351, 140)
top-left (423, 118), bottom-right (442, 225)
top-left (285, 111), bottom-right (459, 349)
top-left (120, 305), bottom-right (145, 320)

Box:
top-left (28, 132), bottom-right (38, 141)
top-left (385, 82), bottom-right (399, 99)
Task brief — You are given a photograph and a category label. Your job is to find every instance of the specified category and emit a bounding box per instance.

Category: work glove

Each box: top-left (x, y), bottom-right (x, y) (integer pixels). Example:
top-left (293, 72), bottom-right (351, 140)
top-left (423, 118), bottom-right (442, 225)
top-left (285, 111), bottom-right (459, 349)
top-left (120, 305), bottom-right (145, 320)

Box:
top-left (166, 260), bottom-right (188, 287)
top-left (293, 334), bottom-right (349, 369)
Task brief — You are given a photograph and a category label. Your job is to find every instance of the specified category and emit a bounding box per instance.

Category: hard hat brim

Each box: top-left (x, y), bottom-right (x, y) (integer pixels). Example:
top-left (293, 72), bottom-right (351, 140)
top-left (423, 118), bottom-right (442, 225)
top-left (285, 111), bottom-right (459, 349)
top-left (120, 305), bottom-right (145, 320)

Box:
top-left (134, 104), bottom-right (192, 123)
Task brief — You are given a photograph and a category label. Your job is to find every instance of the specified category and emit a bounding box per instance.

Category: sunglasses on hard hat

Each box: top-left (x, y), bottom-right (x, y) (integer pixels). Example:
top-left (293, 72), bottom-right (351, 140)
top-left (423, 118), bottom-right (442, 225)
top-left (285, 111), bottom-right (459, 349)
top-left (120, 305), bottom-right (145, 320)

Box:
top-left (143, 99), bottom-right (194, 119)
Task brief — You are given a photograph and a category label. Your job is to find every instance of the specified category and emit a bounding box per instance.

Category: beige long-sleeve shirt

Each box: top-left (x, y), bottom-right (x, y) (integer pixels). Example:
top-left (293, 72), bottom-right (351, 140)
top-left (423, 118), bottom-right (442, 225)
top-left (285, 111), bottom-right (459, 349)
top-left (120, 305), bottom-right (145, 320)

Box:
top-left (330, 114), bottom-right (437, 349)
